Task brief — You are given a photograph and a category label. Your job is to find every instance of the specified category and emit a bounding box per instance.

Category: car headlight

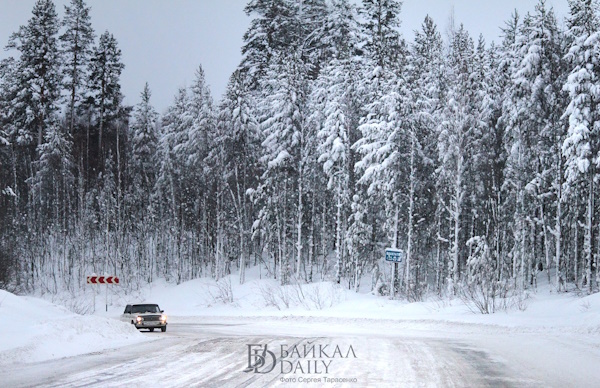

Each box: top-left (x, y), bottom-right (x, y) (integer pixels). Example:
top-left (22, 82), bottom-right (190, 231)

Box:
top-left (160, 315), bottom-right (167, 322)
top-left (136, 316), bottom-right (143, 323)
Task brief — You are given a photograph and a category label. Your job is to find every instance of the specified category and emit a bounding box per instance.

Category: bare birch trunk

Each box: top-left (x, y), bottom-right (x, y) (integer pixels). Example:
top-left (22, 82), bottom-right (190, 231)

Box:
top-left (406, 129), bottom-right (415, 296)
top-left (585, 168), bottom-right (594, 294)
top-left (335, 187), bottom-right (342, 284)
top-left (555, 160), bottom-right (562, 291)
top-left (540, 203), bottom-right (551, 283)
top-left (574, 219), bottom-right (579, 288)
top-left (296, 164), bottom-right (303, 278)
top-left (308, 191), bottom-right (315, 283)
top-left (452, 154), bottom-right (463, 294)
top-left (321, 204), bottom-right (326, 282)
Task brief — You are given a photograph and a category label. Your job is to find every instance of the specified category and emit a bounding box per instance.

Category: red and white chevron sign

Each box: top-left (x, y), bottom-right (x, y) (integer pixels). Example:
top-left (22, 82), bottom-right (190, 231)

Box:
top-left (87, 276), bottom-right (119, 284)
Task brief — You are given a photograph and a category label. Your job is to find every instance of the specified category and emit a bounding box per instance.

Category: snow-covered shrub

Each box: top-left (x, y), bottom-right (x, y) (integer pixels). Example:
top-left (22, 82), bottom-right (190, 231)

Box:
top-left (460, 236), bottom-right (511, 314)
top-left (256, 281), bottom-right (292, 310)
top-left (208, 277), bottom-right (234, 305)
top-left (257, 280), bottom-right (344, 310)
top-left (303, 282), bottom-right (344, 310)
top-left (580, 300), bottom-right (591, 312)
top-left (64, 296), bottom-right (95, 315)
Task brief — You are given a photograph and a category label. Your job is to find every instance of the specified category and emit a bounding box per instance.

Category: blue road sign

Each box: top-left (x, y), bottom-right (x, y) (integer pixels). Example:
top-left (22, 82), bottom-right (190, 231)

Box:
top-left (385, 248), bottom-right (404, 263)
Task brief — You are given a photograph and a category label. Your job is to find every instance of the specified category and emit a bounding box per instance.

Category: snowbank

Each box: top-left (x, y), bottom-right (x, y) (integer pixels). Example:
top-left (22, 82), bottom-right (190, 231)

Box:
top-left (115, 266), bottom-right (600, 335)
top-left (0, 290), bottom-right (149, 365)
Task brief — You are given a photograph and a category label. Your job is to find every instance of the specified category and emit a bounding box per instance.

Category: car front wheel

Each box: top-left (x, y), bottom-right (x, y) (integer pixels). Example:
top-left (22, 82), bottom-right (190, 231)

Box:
top-left (161, 326), bottom-right (166, 332)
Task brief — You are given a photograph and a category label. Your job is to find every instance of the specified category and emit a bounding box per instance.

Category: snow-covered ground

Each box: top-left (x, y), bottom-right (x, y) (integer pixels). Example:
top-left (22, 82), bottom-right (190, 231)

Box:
top-left (2, 265), bottom-right (600, 386)
top-left (88, 266), bottom-right (600, 334)
top-left (0, 289), bottom-right (150, 366)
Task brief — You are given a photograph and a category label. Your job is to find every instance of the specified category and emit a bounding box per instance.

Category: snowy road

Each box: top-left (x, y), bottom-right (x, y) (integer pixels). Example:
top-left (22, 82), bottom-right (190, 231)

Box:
top-left (3, 317), bottom-right (600, 387)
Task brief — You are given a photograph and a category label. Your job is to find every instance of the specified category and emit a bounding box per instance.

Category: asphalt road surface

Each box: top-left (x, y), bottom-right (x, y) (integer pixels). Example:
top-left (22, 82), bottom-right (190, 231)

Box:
top-left (2, 317), bottom-right (599, 387)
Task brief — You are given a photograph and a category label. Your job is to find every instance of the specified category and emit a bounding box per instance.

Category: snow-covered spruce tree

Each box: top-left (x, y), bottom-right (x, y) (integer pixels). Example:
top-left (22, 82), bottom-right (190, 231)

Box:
top-left (483, 28), bottom-right (513, 292)
top-left (354, 73), bottom-right (406, 295)
top-left (315, 60), bottom-right (354, 286)
top-left (503, 2), bottom-right (567, 291)
top-left (253, 52), bottom-right (310, 285)
top-left (27, 124), bottom-right (75, 230)
top-left (563, 0), bottom-right (600, 293)
top-left (0, 57), bottom-right (21, 291)
top-left (127, 83), bottom-right (159, 283)
top-left (3, 0), bottom-right (65, 291)
top-left (311, 0), bottom-right (362, 287)
top-left (155, 87), bottom-right (190, 224)
top-left (96, 151), bottom-right (120, 282)
top-left (413, 15), bottom-right (452, 297)
top-left (88, 30), bottom-right (124, 160)
top-left (186, 65), bottom-right (215, 169)
top-left (530, 2), bottom-right (568, 291)
top-left (436, 25), bottom-right (485, 295)
top-left (217, 69), bottom-right (261, 284)
top-left (355, 16), bottom-right (442, 299)
top-left (0, 58), bottom-right (18, 197)
top-left (243, 0), bottom-right (332, 284)
top-left (498, 10), bottom-right (527, 289)
top-left (185, 65), bottom-right (218, 278)
top-left (403, 15), bottom-right (444, 299)
top-left (60, 0), bottom-right (95, 135)
top-left (24, 123), bottom-right (76, 290)
top-left (154, 88), bottom-right (190, 281)
top-left (6, 0), bottom-right (61, 148)
top-left (130, 83), bottom-right (159, 213)
top-left (350, 0), bottom-right (406, 294)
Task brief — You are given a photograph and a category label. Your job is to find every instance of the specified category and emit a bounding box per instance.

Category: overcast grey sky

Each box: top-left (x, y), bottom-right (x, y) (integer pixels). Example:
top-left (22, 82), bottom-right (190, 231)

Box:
top-left (0, 0), bottom-right (569, 113)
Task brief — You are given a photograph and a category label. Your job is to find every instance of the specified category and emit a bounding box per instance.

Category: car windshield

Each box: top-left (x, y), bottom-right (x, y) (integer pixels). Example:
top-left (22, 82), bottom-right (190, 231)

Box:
top-left (131, 304), bottom-right (160, 313)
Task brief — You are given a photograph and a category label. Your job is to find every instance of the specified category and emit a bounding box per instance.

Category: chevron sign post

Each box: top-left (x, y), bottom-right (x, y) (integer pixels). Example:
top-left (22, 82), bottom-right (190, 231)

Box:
top-left (87, 275), bottom-right (120, 312)
top-left (87, 276), bottom-right (119, 284)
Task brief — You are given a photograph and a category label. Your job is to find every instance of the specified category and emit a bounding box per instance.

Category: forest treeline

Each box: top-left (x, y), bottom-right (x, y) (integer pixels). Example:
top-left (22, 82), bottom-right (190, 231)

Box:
top-left (1, 0), bottom-right (600, 304)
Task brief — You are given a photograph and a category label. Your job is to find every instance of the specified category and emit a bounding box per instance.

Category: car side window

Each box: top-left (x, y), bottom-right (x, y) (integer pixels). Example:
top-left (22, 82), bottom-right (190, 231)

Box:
top-left (124, 305), bottom-right (132, 314)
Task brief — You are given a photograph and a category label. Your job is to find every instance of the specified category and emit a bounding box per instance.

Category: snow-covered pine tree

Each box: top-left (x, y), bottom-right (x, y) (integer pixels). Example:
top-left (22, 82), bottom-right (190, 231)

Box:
top-left (294, 0), bottom-right (329, 79)
top-left (6, 0), bottom-right (61, 148)
top-left (88, 31), bottom-right (124, 159)
top-left (241, 0), bottom-right (298, 87)
top-left (60, 0), bottom-right (95, 135)
top-left (359, 0), bottom-right (404, 71)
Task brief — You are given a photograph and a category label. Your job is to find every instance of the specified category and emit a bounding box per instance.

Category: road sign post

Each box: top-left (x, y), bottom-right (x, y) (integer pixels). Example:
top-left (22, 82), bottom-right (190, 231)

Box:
top-left (385, 248), bottom-right (404, 299)
top-left (87, 276), bottom-right (120, 312)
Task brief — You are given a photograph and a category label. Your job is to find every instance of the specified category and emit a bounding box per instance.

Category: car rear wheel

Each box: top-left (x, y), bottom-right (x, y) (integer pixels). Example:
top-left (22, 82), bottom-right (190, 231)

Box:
top-left (161, 326), bottom-right (166, 332)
